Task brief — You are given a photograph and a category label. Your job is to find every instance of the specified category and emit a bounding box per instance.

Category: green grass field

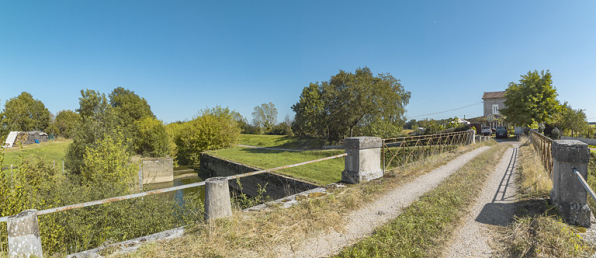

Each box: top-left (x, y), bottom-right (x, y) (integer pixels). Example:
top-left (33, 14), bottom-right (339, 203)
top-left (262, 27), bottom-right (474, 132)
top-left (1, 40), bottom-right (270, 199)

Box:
top-left (207, 147), bottom-right (345, 185)
top-left (238, 134), bottom-right (327, 149)
top-left (2, 139), bottom-right (72, 167)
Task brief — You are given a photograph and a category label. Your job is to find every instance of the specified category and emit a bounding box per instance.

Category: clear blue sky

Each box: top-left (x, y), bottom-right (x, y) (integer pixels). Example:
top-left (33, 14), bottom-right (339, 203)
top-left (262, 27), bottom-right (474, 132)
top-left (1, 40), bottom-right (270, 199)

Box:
top-left (1, 1), bottom-right (595, 123)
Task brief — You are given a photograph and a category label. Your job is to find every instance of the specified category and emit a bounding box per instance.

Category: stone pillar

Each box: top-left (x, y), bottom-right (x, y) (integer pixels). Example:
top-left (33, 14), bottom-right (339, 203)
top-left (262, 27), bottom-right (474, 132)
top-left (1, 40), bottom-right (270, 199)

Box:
top-left (204, 177), bottom-right (233, 221)
top-left (550, 140), bottom-right (591, 227)
top-left (8, 209), bottom-right (43, 258)
top-left (342, 137), bottom-right (383, 184)
top-left (468, 129), bottom-right (476, 145)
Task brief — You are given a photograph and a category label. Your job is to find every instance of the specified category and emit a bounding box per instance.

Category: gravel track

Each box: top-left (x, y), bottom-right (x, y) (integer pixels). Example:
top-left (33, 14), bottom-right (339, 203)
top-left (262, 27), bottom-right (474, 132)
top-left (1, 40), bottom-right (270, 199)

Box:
top-left (443, 144), bottom-right (519, 257)
top-left (277, 146), bottom-right (491, 258)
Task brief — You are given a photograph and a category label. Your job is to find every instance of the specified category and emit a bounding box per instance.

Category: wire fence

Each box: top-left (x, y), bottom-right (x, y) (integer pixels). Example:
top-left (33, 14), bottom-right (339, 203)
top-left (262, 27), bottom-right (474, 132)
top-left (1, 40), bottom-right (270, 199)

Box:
top-left (382, 130), bottom-right (474, 172)
top-left (530, 130), bottom-right (553, 175)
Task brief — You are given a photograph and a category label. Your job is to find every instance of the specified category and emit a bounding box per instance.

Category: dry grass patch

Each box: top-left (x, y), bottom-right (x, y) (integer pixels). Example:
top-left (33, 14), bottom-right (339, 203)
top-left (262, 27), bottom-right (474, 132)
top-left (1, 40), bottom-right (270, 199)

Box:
top-left (117, 142), bottom-right (495, 258)
top-left (516, 136), bottom-right (552, 196)
top-left (495, 137), bottom-right (595, 257)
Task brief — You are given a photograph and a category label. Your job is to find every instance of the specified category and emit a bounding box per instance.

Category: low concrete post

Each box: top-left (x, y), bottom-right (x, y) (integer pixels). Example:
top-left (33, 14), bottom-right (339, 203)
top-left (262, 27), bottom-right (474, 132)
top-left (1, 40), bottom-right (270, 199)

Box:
top-left (342, 137), bottom-right (383, 184)
top-left (8, 209), bottom-right (43, 258)
top-left (551, 140), bottom-right (591, 227)
top-left (204, 177), bottom-right (233, 221)
top-left (138, 165), bottom-right (143, 192)
top-left (468, 129), bottom-right (476, 145)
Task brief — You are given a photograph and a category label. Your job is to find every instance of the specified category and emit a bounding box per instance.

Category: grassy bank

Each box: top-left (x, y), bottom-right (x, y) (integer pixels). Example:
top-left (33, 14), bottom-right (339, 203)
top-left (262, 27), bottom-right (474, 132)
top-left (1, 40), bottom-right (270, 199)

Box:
top-left (208, 147), bottom-right (345, 185)
top-left (336, 144), bottom-right (508, 257)
top-left (238, 134), bottom-right (326, 149)
top-left (118, 141), bottom-right (494, 257)
top-left (2, 139), bottom-right (71, 166)
top-left (496, 136), bottom-right (594, 257)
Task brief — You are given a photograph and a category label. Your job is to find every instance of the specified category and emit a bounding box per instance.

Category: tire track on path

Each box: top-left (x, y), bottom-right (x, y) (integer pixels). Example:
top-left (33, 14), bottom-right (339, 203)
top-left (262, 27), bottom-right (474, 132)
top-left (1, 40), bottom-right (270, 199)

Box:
top-left (277, 146), bottom-right (492, 258)
top-left (443, 144), bottom-right (519, 257)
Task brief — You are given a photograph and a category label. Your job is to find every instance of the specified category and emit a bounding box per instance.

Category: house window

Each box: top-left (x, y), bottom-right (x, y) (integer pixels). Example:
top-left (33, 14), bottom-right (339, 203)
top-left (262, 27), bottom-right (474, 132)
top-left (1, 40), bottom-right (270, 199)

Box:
top-left (492, 104), bottom-right (499, 115)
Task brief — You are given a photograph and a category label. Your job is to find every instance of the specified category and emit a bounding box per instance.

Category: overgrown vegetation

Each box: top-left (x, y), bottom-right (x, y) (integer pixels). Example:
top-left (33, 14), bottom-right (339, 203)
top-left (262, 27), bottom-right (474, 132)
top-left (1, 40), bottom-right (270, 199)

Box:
top-left (119, 141), bottom-right (490, 257)
top-left (0, 134), bottom-right (204, 256)
top-left (496, 137), bottom-right (595, 257)
top-left (337, 144), bottom-right (506, 257)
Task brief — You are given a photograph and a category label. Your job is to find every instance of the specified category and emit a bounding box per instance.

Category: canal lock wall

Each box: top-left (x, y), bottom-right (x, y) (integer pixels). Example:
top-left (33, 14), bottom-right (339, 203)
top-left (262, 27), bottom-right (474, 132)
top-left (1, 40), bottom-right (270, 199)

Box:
top-left (199, 153), bottom-right (318, 200)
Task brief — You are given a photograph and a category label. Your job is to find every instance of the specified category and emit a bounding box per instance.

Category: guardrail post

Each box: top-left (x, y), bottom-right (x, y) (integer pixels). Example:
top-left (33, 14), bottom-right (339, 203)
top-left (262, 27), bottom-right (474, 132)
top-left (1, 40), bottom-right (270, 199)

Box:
top-left (551, 140), bottom-right (591, 227)
top-left (468, 129), bottom-right (476, 145)
top-left (342, 137), bottom-right (383, 184)
top-left (8, 209), bottom-right (43, 258)
top-left (204, 177), bottom-right (233, 221)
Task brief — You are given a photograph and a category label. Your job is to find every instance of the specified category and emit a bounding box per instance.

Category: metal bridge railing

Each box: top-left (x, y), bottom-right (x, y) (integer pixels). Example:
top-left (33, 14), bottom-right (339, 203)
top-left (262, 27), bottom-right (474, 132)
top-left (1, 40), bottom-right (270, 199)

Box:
top-left (530, 130), bottom-right (553, 175)
top-left (382, 130), bottom-right (474, 172)
top-left (574, 168), bottom-right (596, 203)
top-left (0, 153), bottom-right (347, 223)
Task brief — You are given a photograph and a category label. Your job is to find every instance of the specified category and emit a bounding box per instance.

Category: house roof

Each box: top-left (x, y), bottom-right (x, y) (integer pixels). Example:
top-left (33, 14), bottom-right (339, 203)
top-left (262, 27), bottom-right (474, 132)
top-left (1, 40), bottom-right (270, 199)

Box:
top-left (482, 91), bottom-right (506, 99)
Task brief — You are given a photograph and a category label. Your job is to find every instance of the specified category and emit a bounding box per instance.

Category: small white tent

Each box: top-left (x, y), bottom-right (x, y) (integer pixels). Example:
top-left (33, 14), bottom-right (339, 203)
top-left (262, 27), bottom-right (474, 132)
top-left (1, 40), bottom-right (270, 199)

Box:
top-left (3, 131), bottom-right (19, 148)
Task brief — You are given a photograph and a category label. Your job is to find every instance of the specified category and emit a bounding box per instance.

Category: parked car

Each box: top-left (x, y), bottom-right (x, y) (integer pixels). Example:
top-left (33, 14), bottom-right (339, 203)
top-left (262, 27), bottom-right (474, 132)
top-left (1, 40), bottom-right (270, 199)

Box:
top-left (496, 126), bottom-right (508, 138)
top-left (482, 126), bottom-right (492, 136)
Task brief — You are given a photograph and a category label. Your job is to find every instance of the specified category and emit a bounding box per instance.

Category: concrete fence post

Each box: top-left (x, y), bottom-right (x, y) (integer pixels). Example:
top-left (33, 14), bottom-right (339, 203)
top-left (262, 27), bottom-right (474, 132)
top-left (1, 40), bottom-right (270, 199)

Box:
top-left (342, 137), bottom-right (383, 184)
top-left (204, 177), bottom-right (233, 221)
top-left (468, 129), bottom-right (476, 145)
top-left (551, 140), bottom-right (591, 227)
top-left (138, 164), bottom-right (143, 192)
top-left (8, 209), bottom-right (43, 258)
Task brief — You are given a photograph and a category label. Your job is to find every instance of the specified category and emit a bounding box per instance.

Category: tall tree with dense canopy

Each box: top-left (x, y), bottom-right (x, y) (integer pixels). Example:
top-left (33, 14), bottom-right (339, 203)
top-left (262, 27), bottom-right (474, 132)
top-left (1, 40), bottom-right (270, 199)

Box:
top-left (1, 92), bottom-right (51, 132)
top-left (500, 70), bottom-right (560, 127)
top-left (109, 87), bottom-right (154, 125)
top-left (54, 110), bottom-right (80, 138)
top-left (292, 83), bottom-right (325, 136)
top-left (292, 67), bottom-right (411, 142)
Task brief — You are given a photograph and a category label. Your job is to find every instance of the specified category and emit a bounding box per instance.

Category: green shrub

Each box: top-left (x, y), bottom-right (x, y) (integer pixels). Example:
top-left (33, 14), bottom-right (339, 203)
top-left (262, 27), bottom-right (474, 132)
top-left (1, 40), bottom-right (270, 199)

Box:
top-left (174, 106), bottom-right (241, 165)
top-left (133, 117), bottom-right (171, 158)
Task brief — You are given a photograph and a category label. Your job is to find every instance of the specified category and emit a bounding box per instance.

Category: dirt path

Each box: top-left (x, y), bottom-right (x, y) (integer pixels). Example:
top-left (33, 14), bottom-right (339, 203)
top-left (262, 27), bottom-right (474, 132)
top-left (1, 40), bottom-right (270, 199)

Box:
top-left (276, 146), bottom-right (492, 257)
top-left (443, 144), bottom-right (519, 257)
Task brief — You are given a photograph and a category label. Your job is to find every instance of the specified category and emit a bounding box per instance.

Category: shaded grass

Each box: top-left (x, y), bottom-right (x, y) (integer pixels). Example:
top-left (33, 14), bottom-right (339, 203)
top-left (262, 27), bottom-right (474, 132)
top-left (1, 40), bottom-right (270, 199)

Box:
top-left (2, 139), bottom-right (71, 167)
top-left (238, 134), bottom-right (326, 149)
top-left (207, 148), bottom-right (345, 185)
top-left (495, 138), bottom-right (595, 257)
top-left (336, 144), bottom-right (508, 257)
top-left (119, 141), bottom-right (495, 258)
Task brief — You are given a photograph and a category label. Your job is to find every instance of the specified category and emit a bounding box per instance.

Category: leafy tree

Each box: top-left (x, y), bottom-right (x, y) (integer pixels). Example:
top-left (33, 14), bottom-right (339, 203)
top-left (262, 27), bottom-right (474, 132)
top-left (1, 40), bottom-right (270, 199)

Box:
top-left (109, 87), bottom-right (154, 125)
top-left (500, 70), bottom-right (560, 127)
top-left (555, 102), bottom-right (588, 137)
top-left (292, 83), bottom-right (325, 136)
top-left (54, 110), bottom-right (80, 138)
top-left (175, 106), bottom-right (241, 165)
top-left (65, 90), bottom-right (121, 174)
top-left (133, 117), bottom-right (171, 157)
top-left (252, 102), bottom-right (278, 133)
top-left (1, 92), bottom-right (50, 132)
top-left (292, 67), bottom-right (411, 142)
